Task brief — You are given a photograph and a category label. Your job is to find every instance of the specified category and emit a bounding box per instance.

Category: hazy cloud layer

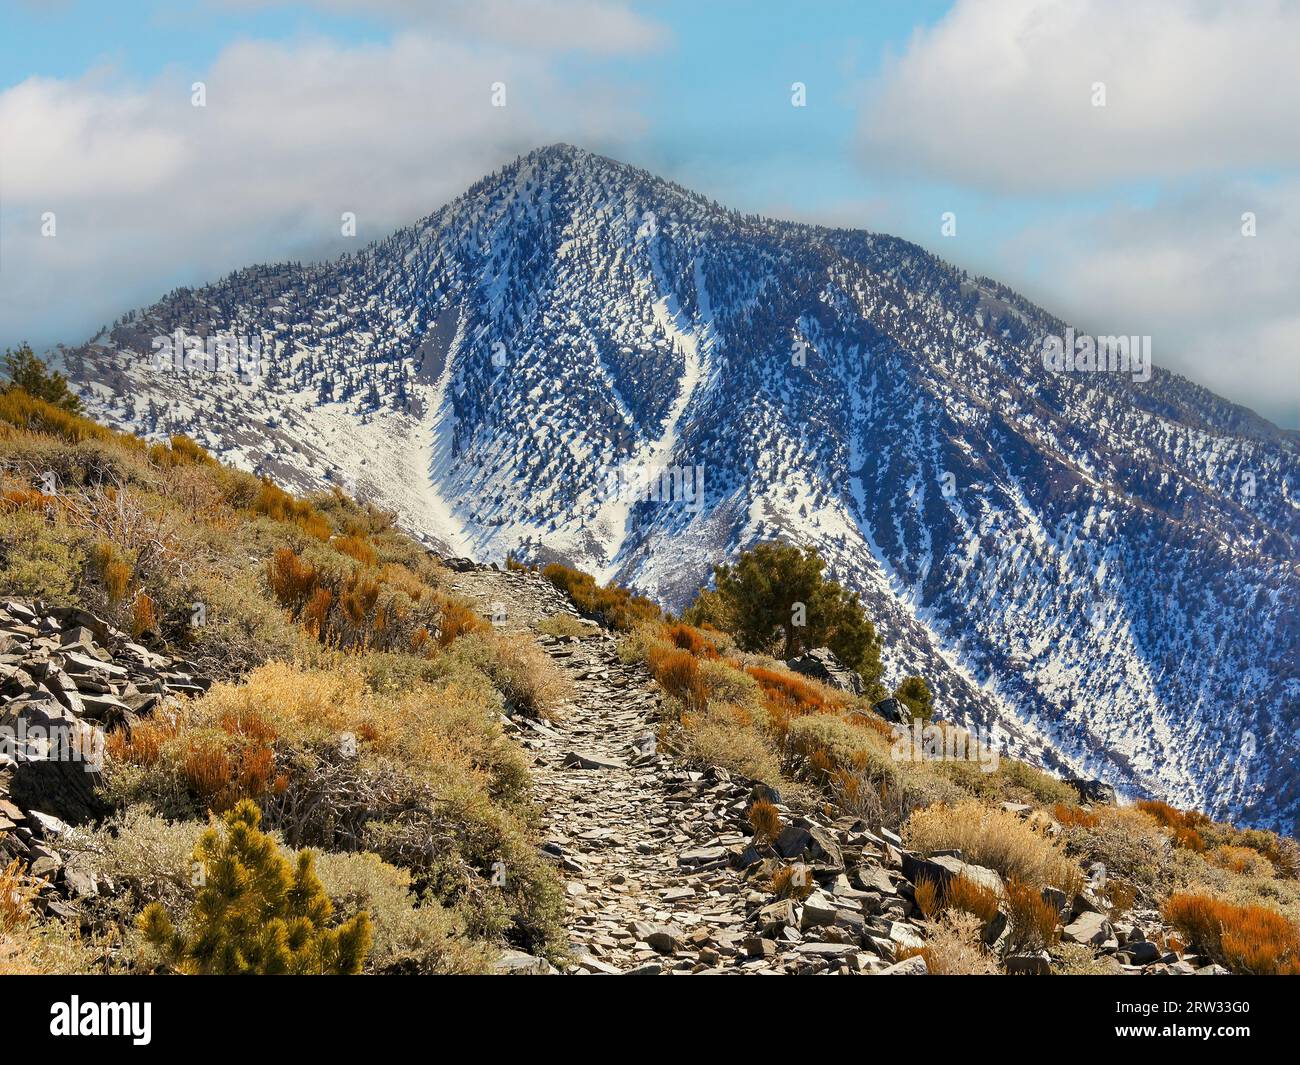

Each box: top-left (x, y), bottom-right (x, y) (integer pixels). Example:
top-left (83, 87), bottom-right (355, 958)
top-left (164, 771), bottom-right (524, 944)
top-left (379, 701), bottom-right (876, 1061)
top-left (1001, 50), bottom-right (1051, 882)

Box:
top-left (1001, 180), bottom-right (1299, 427)
top-left (215, 0), bottom-right (671, 53)
top-left (858, 0), bottom-right (1299, 425)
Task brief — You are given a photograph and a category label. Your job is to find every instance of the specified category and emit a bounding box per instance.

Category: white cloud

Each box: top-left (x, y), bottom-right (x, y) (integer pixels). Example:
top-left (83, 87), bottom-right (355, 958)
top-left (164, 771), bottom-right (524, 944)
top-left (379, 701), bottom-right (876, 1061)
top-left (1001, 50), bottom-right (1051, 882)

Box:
top-left (860, 0), bottom-right (1300, 191)
top-left (0, 28), bottom-right (647, 350)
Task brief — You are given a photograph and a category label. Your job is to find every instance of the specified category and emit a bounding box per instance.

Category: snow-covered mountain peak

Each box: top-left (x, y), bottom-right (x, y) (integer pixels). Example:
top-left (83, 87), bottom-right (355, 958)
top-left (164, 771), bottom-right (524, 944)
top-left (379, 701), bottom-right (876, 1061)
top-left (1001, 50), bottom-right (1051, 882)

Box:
top-left (60, 146), bottom-right (1300, 834)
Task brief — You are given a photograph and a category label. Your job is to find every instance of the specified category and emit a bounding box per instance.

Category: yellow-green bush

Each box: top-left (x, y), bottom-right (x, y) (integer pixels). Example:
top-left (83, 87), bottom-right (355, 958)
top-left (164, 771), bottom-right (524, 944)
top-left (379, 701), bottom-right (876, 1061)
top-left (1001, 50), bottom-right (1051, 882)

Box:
top-left (138, 800), bottom-right (372, 975)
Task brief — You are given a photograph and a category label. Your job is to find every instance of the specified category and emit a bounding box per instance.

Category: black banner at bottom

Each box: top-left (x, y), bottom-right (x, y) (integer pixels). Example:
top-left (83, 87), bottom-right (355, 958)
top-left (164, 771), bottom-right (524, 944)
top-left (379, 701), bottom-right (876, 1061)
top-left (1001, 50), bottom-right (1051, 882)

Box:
top-left (0, 972), bottom-right (1285, 1050)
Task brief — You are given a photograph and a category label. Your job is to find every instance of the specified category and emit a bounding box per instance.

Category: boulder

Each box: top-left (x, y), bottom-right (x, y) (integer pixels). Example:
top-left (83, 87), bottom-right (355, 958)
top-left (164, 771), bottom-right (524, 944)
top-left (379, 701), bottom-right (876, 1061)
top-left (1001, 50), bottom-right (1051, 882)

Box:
top-left (1063, 911), bottom-right (1118, 950)
top-left (1120, 941), bottom-right (1161, 966)
top-left (491, 949), bottom-right (558, 975)
top-left (807, 825), bottom-right (844, 870)
top-left (868, 697), bottom-right (911, 726)
top-left (798, 890), bottom-right (839, 930)
top-left (773, 825), bottom-right (812, 858)
top-left (855, 864), bottom-right (896, 895)
top-left (757, 899), bottom-right (799, 933)
top-left (784, 648), bottom-right (862, 695)
top-left (1, 698), bottom-right (107, 824)
top-left (901, 851), bottom-right (1003, 896)
top-left (1005, 951), bottom-right (1052, 975)
top-left (561, 750), bottom-right (627, 771)
top-left (1063, 777), bottom-right (1117, 804)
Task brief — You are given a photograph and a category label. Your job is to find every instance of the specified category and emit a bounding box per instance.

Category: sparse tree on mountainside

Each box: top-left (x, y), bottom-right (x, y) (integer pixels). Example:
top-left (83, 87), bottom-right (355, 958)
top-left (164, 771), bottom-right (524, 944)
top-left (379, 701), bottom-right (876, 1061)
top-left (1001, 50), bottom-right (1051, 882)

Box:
top-left (1, 344), bottom-right (83, 413)
top-left (703, 542), bottom-right (883, 689)
top-left (893, 675), bottom-right (934, 723)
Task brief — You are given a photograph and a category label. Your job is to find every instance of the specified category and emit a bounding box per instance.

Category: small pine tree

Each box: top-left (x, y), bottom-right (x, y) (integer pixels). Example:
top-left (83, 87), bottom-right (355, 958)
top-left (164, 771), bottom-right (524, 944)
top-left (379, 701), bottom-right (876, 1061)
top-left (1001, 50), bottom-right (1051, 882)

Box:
top-left (1, 344), bottom-right (83, 413)
top-left (138, 799), bottom-right (372, 975)
top-left (893, 675), bottom-right (934, 723)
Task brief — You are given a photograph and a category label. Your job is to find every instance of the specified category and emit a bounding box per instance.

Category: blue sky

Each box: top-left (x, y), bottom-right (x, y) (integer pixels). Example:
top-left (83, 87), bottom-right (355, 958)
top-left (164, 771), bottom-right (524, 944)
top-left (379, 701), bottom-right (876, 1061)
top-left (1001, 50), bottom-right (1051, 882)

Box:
top-left (1, 0), bottom-right (1296, 425)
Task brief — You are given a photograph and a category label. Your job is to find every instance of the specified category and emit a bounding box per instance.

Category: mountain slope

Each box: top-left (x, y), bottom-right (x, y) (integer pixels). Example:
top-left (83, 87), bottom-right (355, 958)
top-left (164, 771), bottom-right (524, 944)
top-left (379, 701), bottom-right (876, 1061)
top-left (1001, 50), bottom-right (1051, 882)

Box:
top-left (59, 144), bottom-right (1300, 832)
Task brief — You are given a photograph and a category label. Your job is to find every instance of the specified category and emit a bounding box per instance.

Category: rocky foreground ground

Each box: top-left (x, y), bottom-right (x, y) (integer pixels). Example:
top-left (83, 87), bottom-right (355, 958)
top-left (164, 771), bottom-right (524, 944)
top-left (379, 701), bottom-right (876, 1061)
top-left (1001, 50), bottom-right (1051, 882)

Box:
top-left (1, 564), bottom-right (1224, 975)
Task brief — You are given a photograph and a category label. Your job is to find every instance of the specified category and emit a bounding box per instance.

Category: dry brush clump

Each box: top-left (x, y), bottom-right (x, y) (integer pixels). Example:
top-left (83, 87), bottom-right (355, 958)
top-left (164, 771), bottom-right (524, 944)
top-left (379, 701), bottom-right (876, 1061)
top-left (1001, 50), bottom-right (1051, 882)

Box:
top-left (902, 910), bottom-right (998, 975)
top-left (770, 864), bottom-right (817, 900)
top-left (747, 799), bottom-right (783, 845)
top-left (1002, 877), bottom-right (1062, 954)
top-left (1163, 892), bottom-right (1300, 975)
top-left (448, 631), bottom-right (572, 720)
top-left (1136, 799), bottom-right (1210, 852)
top-left (540, 562), bottom-right (661, 631)
top-left (906, 801), bottom-right (1079, 892)
top-left (1, 858), bottom-right (46, 936)
top-left (1060, 804), bottom-right (1174, 902)
top-left (1208, 845), bottom-right (1275, 877)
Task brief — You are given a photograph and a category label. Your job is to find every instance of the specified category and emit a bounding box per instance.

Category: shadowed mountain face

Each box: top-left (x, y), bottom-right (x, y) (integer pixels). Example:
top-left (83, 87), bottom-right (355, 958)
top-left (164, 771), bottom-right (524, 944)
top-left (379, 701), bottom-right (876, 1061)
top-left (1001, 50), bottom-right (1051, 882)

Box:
top-left (62, 144), bottom-right (1300, 832)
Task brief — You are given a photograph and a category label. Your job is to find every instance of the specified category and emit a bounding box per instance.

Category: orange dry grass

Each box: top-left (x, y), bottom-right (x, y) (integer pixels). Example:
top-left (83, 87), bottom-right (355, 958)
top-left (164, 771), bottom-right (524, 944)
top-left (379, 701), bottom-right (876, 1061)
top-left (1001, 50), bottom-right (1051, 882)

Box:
top-left (1208, 845), bottom-right (1274, 877)
top-left (1003, 877), bottom-right (1061, 954)
top-left (1053, 803), bottom-right (1099, 829)
top-left (645, 644), bottom-right (707, 710)
top-left (181, 737), bottom-right (234, 804)
top-left (333, 534), bottom-right (377, 566)
top-left (745, 665), bottom-right (839, 713)
top-left (914, 874), bottom-right (942, 919)
top-left (130, 592), bottom-right (157, 637)
top-left (0, 859), bottom-right (46, 935)
top-left (435, 597), bottom-right (490, 647)
top-left (1136, 798), bottom-right (1210, 830)
top-left (0, 487), bottom-right (56, 513)
top-left (266, 548), bottom-right (319, 616)
top-left (107, 716), bottom-right (179, 766)
top-left (250, 479), bottom-right (331, 540)
top-left (1172, 826), bottom-right (1207, 852)
top-left (1134, 799), bottom-right (1212, 851)
top-left (1163, 892), bottom-right (1300, 975)
top-left (663, 622), bottom-right (717, 658)
top-left (303, 586), bottom-right (333, 639)
top-left (770, 864), bottom-right (816, 900)
top-left (913, 872), bottom-right (1001, 924)
top-left (747, 799), bottom-right (782, 844)
top-left (944, 874), bottom-right (1001, 923)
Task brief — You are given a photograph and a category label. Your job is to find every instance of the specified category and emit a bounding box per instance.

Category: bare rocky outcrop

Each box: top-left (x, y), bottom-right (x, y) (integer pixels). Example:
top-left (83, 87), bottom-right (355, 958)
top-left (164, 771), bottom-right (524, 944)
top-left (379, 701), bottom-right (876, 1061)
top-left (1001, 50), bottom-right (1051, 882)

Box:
top-left (0, 599), bottom-right (210, 902)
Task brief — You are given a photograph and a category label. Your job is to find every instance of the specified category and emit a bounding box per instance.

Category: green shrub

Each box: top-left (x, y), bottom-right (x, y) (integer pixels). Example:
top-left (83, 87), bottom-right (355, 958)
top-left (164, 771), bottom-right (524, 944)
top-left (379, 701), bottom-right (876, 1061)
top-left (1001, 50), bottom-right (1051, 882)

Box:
top-left (893, 675), bottom-right (933, 723)
top-left (2, 345), bottom-right (83, 413)
top-left (138, 799), bottom-right (372, 974)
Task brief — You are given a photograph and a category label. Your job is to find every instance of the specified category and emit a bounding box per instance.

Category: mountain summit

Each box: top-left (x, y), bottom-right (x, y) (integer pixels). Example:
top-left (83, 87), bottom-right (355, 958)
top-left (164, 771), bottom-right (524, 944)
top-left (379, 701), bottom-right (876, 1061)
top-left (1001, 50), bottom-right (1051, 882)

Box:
top-left (62, 145), bottom-right (1300, 831)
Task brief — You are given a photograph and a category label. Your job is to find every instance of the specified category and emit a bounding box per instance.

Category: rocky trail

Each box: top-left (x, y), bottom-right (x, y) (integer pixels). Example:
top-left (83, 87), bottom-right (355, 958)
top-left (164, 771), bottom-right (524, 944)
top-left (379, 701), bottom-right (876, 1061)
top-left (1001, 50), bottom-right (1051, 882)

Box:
top-left (446, 563), bottom-right (936, 975)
